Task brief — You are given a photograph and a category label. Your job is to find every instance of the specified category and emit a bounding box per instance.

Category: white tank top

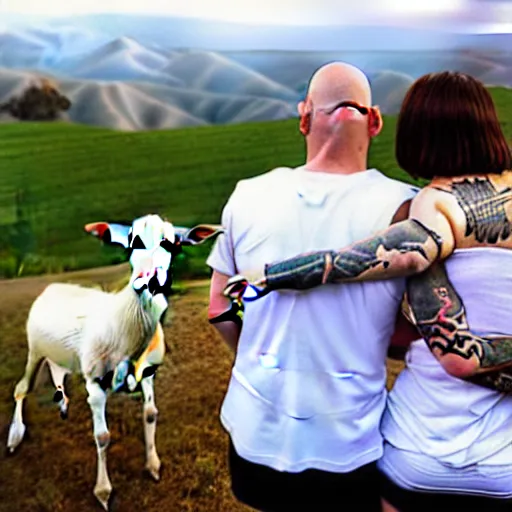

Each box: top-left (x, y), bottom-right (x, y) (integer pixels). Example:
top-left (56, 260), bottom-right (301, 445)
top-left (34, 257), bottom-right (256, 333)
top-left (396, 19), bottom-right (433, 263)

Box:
top-left (382, 248), bottom-right (512, 468)
top-left (207, 166), bottom-right (418, 473)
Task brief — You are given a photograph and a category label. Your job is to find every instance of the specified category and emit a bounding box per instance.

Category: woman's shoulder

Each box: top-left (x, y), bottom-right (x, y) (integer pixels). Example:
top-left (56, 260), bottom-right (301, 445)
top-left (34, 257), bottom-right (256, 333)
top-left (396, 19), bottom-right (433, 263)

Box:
top-left (423, 170), bottom-right (512, 249)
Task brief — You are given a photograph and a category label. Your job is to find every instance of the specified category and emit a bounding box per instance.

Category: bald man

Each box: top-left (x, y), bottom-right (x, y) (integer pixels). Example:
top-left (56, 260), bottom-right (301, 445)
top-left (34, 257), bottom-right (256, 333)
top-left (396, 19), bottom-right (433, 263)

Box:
top-left (206, 62), bottom-right (418, 511)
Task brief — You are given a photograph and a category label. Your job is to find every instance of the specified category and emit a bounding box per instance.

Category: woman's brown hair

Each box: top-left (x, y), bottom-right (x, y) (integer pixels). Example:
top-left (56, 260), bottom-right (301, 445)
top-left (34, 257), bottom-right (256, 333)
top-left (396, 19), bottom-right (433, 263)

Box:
top-left (395, 71), bottom-right (511, 179)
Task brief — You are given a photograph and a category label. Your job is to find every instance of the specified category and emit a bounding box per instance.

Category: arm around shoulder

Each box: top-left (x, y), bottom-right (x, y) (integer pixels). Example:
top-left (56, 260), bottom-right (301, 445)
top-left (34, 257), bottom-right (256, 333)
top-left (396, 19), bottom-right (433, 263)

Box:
top-left (259, 187), bottom-right (456, 292)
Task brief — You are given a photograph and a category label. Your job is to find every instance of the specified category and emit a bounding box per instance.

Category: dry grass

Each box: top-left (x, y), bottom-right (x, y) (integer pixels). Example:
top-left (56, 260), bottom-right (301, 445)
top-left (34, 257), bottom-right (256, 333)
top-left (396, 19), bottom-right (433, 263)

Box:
top-left (0, 267), bottom-right (404, 512)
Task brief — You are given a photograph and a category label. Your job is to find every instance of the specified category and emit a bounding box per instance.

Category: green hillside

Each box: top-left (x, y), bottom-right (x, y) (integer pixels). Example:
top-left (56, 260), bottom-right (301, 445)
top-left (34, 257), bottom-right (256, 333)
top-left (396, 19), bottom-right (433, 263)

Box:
top-left (0, 86), bottom-right (510, 279)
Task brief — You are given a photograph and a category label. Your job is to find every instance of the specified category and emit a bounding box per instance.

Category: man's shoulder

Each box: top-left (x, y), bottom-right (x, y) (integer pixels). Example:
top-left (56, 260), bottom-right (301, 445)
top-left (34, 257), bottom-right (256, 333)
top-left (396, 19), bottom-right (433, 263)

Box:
top-left (232, 166), bottom-right (294, 195)
top-left (369, 169), bottom-right (420, 198)
top-left (358, 170), bottom-right (420, 228)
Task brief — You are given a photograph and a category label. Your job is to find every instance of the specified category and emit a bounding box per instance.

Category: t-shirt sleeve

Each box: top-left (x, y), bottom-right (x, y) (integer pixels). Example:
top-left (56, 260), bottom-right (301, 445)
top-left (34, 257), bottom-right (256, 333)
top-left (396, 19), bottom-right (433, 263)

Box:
top-left (206, 189), bottom-right (237, 276)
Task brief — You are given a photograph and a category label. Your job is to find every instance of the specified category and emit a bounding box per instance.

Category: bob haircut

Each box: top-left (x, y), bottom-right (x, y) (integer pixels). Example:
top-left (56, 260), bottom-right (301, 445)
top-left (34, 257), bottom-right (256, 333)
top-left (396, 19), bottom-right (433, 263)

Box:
top-left (396, 71), bottom-right (511, 180)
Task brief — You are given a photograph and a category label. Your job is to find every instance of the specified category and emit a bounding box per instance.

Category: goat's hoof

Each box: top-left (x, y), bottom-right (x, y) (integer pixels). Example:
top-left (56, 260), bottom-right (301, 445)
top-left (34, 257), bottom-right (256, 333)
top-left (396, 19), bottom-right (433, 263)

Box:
top-left (148, 467), bottom-right (160, 482)
top-left (5, 443), bottom-right (20, 457)
top-left (6, 421), bottom-right (26, 453)
top-left (59, 403), bottom-right (69, 420)
top-left (94, 487), bottom-right (112, 511)
top-left (145, 460), bottom-right (161, 482)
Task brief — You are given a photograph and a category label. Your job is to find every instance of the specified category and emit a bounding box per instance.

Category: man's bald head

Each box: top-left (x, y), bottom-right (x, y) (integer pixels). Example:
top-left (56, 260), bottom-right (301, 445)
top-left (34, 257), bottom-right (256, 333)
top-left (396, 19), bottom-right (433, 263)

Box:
top-left (298, 61), bottom-right (382, 171)
top-left (306, 62), bottom-right (372, 110)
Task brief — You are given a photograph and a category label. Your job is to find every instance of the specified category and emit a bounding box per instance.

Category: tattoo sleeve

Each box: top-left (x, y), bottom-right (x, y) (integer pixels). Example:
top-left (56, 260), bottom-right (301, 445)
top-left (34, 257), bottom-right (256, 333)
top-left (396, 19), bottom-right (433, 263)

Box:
top-left (263, 219), bottom-right (443, 291)
top-left (406, 262), bottom-right (512, 393)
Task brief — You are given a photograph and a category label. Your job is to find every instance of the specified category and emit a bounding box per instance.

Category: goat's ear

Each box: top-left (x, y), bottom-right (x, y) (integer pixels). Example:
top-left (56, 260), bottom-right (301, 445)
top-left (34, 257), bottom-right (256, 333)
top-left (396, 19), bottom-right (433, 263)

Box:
top-left (84, 221), bottom-right (131, 248)
top-left (175, 224), bottom-right (224, 246)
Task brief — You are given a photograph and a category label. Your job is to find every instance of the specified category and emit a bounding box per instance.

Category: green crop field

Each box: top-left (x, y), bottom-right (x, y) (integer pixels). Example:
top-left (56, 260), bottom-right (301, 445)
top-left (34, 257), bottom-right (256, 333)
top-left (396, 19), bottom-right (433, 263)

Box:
top-left (0, 86), bottom-right (510, 279)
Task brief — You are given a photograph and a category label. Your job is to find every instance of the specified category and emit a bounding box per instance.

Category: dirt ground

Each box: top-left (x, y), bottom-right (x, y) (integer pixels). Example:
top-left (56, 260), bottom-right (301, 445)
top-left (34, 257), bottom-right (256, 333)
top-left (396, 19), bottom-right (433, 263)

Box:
top-left (0, 266), bottom-right (404, 512)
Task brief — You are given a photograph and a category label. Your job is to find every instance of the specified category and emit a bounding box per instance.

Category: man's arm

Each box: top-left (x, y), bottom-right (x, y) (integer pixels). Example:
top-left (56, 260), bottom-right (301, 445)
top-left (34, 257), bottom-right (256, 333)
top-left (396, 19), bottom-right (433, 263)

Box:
top-left (206, 188), bottom-right (243, 353)
top-left (208, 270), bottom-right (242, 353)
top-left (406, 262), bottom-right (512, 392)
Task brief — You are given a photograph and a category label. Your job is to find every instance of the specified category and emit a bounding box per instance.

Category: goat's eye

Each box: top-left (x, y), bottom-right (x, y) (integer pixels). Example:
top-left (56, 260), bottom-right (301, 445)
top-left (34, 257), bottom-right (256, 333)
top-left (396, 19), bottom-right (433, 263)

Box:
top-left (160, 239), bottom-right (174, 252)
top-left (131, 235), bottom-right (146, 249)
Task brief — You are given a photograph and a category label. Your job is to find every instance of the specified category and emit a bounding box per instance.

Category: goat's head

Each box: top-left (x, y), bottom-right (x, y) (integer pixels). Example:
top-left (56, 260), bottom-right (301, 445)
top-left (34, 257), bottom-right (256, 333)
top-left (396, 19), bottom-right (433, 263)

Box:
top-left (85, 213), bottom-right (223, 317)
top-left (85, 214), bottom-right (223, 393)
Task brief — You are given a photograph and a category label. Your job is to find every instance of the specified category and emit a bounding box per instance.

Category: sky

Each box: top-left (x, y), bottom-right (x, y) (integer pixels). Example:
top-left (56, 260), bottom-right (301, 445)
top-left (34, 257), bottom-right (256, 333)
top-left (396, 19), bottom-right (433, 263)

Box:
top-left (0, 0), bottom-right (510, 31)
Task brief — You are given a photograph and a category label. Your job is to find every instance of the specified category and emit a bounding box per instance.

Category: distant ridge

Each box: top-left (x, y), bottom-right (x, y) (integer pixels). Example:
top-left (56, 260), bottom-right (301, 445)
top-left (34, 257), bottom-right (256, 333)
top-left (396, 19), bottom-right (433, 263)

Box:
top-left (0, 15), bottom-right (510, 131)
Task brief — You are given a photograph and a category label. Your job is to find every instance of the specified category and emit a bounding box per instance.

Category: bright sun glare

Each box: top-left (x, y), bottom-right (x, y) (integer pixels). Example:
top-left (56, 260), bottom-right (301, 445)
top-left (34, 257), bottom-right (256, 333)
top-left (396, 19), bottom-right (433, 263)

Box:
top-left (0, 0), bottom-right (466, 25)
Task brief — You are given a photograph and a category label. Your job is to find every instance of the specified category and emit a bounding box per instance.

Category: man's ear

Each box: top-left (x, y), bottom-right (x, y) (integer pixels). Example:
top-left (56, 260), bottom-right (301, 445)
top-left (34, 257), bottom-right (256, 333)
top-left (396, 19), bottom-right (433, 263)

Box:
top-left (368, 106), bottom-right (383, 137)
top-left (298, 98), bottom-right (312, 136)
top-left (299, 113), bottom-right (311, 136)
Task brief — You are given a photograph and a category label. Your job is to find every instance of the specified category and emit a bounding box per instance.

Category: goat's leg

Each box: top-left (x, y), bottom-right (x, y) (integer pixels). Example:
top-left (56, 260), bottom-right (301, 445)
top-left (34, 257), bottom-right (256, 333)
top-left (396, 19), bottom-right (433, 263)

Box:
top-left (47, 360), bottom-right (70, 420)
top-left (85, 378), bottom-right (112, 511)
top-left (7, 351), bottom-right (43, 453)
top-left (141, 375), bottom-right (161, 481)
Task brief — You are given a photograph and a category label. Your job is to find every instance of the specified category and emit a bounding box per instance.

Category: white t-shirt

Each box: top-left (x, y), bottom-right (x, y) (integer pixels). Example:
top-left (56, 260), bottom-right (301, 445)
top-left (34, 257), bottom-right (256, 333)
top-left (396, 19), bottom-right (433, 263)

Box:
top-left (207, 165), bottom-right (418, 473)
top-left (382, 248), bottom-right (512, 469)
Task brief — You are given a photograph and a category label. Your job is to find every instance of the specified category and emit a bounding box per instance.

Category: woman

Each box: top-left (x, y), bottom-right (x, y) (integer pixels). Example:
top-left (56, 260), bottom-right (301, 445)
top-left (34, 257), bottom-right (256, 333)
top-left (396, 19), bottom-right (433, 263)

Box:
top-left (225, 71), bottom-right (512, 509)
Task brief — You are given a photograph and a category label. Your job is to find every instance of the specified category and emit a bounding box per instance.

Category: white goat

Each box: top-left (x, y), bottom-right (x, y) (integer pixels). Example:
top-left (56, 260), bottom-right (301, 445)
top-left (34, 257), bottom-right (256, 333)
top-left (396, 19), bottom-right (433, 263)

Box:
top-left (6, 214), bottom-right (222, 511)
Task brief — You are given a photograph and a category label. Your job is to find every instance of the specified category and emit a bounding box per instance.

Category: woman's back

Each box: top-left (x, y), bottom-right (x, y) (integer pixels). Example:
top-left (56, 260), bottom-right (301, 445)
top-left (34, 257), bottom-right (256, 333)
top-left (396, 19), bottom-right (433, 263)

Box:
top-left (383, 247), bottom-right (512, 467)
top-left (380, 70), bottom-right (512, 507)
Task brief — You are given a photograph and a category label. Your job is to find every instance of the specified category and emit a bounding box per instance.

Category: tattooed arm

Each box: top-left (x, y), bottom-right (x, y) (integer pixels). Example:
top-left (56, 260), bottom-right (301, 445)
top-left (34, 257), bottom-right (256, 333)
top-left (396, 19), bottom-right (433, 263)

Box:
top-left (406, 262), bottom-right (512, 393)
top-left (261, 218), bottom-right (444, 291)
top-left (223, 189), bottom-right (455, 302)
top-left (252, 189), bottom-right (455, 295)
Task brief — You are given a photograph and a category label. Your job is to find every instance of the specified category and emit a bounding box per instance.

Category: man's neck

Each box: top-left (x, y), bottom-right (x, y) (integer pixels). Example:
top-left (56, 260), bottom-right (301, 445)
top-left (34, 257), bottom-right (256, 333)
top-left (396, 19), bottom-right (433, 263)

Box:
top-left (304, 159), bottom-right (369, 175)
top-left (304, 137), bottom-right (369, 175)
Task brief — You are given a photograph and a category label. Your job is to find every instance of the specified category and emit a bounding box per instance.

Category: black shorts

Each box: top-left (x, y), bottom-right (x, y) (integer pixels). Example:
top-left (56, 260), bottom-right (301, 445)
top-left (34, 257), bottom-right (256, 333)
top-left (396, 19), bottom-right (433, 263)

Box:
top-left (228, 438), bottom-right (382, 511)
top-left (378, 467), bottom-right (512, 512)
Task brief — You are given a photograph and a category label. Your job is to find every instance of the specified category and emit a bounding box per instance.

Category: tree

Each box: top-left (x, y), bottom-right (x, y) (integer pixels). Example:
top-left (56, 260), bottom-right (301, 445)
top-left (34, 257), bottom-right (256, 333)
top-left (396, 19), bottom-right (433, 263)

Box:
top-left (0, 78), bottom-right (71, 121)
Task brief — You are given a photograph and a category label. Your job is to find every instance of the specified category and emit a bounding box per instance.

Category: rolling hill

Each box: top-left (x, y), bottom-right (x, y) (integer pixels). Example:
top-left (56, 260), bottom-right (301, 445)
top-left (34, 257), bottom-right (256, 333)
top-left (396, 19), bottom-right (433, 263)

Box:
top-left (0, 85), bottom-right (510, 279)
top-left (0, 16), bottom-right (511, 131)
top-left (0, 66), bottom-right (298, 130)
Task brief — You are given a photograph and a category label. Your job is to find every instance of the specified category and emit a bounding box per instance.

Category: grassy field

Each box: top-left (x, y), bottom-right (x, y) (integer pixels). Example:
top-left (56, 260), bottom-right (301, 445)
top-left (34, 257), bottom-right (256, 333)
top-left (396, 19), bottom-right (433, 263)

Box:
top-left (0, 264), bottom-right (407, 512)
top-left (1, 88), bottom-right (509, 511)
top-left (2, 84), bottom-right (508, 279)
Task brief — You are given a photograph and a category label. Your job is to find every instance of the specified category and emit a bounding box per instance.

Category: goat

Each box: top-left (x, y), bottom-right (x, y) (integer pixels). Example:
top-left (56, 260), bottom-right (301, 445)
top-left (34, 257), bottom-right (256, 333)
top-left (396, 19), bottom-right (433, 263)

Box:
top-left (6, 213), bottom-right (223, 510)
